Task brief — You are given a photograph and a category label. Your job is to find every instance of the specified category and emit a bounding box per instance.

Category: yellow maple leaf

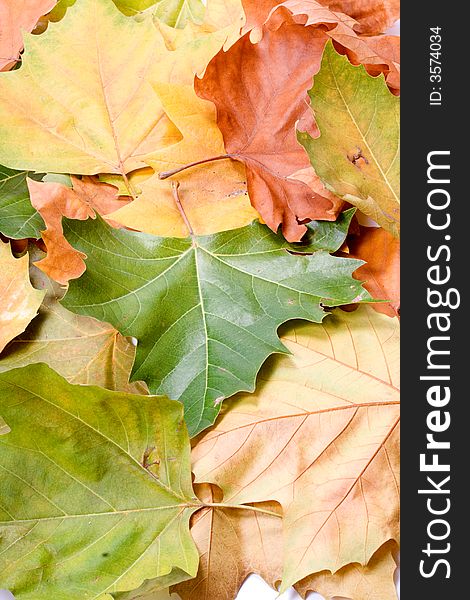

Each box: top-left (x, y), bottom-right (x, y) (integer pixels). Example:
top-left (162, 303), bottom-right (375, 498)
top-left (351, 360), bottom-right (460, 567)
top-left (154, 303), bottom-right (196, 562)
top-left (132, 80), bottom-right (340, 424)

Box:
top-left (109, 82), bottom-right (258, 236)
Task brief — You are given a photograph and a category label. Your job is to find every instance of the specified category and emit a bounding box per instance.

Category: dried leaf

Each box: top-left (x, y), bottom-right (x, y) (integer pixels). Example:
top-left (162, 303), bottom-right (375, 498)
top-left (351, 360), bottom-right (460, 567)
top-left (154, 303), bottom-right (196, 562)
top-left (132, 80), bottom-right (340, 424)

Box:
top-left (173, 484), bottom-right (283, 600)
top-left (196, 11), bottom-right (342, 242)
top-left (0, 249), bottom-right (148, 394)
top-left (27, 176), bottom-right (128, 284)
top-left (0, 0), bottom-right (55, 71)
top-left (241, 1), bottom-right (400, 92)
top-left (349, 226), bottom-right (400, 317)
top-left (241, 0), bottom-right (356, 39)
top-left (0, 241), bottom-right (45, 353)
top-left (192, 306), bottom-right (399, 589)
top-left (0, 0), bottom-right (182, 176)
top-left (295, 541), bottom-right (399, 600)
top-left (298, 43), bottom-right (400, 237)
top-left (317, 0), bottom-right (400, 35)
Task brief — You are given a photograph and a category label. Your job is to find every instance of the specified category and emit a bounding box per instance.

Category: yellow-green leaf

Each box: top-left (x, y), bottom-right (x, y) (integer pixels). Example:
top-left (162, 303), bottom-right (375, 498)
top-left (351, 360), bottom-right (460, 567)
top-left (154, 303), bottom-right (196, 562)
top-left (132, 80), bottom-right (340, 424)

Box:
top-left (298, 42), bottom-right (400, 237)
top-left (0, 364), bottom-right (200, 599)
top-left (0, 0), bottom-right (181, 177)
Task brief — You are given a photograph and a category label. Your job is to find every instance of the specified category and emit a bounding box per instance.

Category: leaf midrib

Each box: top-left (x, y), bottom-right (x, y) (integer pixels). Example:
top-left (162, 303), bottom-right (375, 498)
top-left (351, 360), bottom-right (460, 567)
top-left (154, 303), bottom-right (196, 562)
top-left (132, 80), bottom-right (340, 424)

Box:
top-left (0, 504), bottom-right (194, 527)
top-left (65, 243), bottom-right (334, 309)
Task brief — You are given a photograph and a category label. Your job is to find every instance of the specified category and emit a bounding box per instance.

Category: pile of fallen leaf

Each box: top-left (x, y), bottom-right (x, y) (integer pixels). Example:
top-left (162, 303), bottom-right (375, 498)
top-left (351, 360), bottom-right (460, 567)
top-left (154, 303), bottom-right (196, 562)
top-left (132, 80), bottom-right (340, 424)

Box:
top-left (0, 0), bottom-right (400, 598)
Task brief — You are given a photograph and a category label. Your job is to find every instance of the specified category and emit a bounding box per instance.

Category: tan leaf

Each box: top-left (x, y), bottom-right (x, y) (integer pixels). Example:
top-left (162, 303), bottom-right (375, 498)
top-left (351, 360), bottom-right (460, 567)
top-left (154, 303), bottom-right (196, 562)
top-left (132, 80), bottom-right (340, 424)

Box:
top-left (0, 0), bottom-right (55, 71)
top-left (295, 541), bottom-right (399, 600)
top-left (27, 176), bottom-right (128, 284)
top-left (0, 241), bottom-right (45, 352)
top-left (192, 306), bottom-right (400, 589)
top-left (173, 483), bottom-right (283, 600)
top-left (0, 250), bottom-right (148, 394)
top-left (350, 226), bottom-right (400, 317)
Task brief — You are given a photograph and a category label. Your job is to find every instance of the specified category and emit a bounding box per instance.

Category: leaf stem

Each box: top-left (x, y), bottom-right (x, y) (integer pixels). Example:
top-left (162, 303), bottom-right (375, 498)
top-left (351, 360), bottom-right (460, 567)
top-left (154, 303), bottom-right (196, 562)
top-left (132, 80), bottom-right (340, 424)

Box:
top-left (171, 181), bottom-right (195, 238)
top-left (159, 154), bottom-right (233, 180)
top-left (202, 502), bottom-right (281, 518)
top-left (122, 171), bottom-right (137, 200)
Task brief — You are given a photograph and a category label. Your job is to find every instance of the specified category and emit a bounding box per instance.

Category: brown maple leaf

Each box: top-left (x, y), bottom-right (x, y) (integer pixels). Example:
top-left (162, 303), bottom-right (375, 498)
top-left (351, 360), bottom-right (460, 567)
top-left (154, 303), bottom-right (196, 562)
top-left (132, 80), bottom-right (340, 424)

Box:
top-left (316, 0), bottom-right (400, 35)
top-left (173, 483), bottom-right (283, 600)
top-left (194, 10), bottom-right (343, 241)
top-left (242, 0), bottom-right (400, 92)
top-left (192, 2), bottom-right (399, 241)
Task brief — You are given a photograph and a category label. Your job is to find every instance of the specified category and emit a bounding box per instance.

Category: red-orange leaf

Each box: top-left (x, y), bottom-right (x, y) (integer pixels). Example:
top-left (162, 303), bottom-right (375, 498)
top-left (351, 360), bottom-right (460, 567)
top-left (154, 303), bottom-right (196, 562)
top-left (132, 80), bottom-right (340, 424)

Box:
top-left (350, 226), bottom-right (400, 317)
top-left (196, 10), bottom-right (343, 241)
top-left (27, 176), bottom-right (129, 284)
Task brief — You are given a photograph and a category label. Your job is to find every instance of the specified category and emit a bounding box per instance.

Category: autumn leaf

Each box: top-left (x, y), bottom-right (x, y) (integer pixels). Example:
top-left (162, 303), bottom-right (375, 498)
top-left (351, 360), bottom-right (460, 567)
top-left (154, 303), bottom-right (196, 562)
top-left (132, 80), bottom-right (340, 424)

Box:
top-left (27, 176), bottom-right (128, 284)
top-left (109, 82), bottom-right (257, 237)
top-left (0, 0), bottom-right (55, 71)
top-left (241, 1), bottom-right (400, 93)
top-left (173, 484), bottom-right (282, 600)
top-left (0, 0), bottom-right (182, 179)
top-left (61, 212), bottom-right (369, 435)
top-left (0, 1), bottom-right (400, 596)
top-left (0, 166), bottom-right (44, 239)
top-left (0, 241), bottom-right (45, 353)
top-left (349, 226), bottom-right (400, 317)
top-left (0, 364), bottom-right (201, 599)
top-left (195, 10), bottom-right (344, 242)
top-left (316, 0), bottom-right (400, 35)
top-left (295, 541), bottom-right (399, 600)
top-left (298, 42), bottom-right (400, 237)
top-left (0, 0), bottom-right (253, 240)
top-left (195, 2), bottom-right (399, 241)
top-left (192, 305), bottom-right (399, 589)
top-left (0, 249), bottom-right (148, 394)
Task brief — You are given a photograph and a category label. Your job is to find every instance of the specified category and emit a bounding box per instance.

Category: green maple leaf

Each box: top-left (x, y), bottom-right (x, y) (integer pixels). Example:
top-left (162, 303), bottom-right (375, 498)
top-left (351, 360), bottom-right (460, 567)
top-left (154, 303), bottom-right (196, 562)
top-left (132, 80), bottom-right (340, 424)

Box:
top-left (0, 364), bottom-right (200, 599)
top-left (298, 42), bottom-right (400, 237)
top-left (62, 210), bottom-right (369, 436)
top-left (0, 166), bottom-right (44, 239)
